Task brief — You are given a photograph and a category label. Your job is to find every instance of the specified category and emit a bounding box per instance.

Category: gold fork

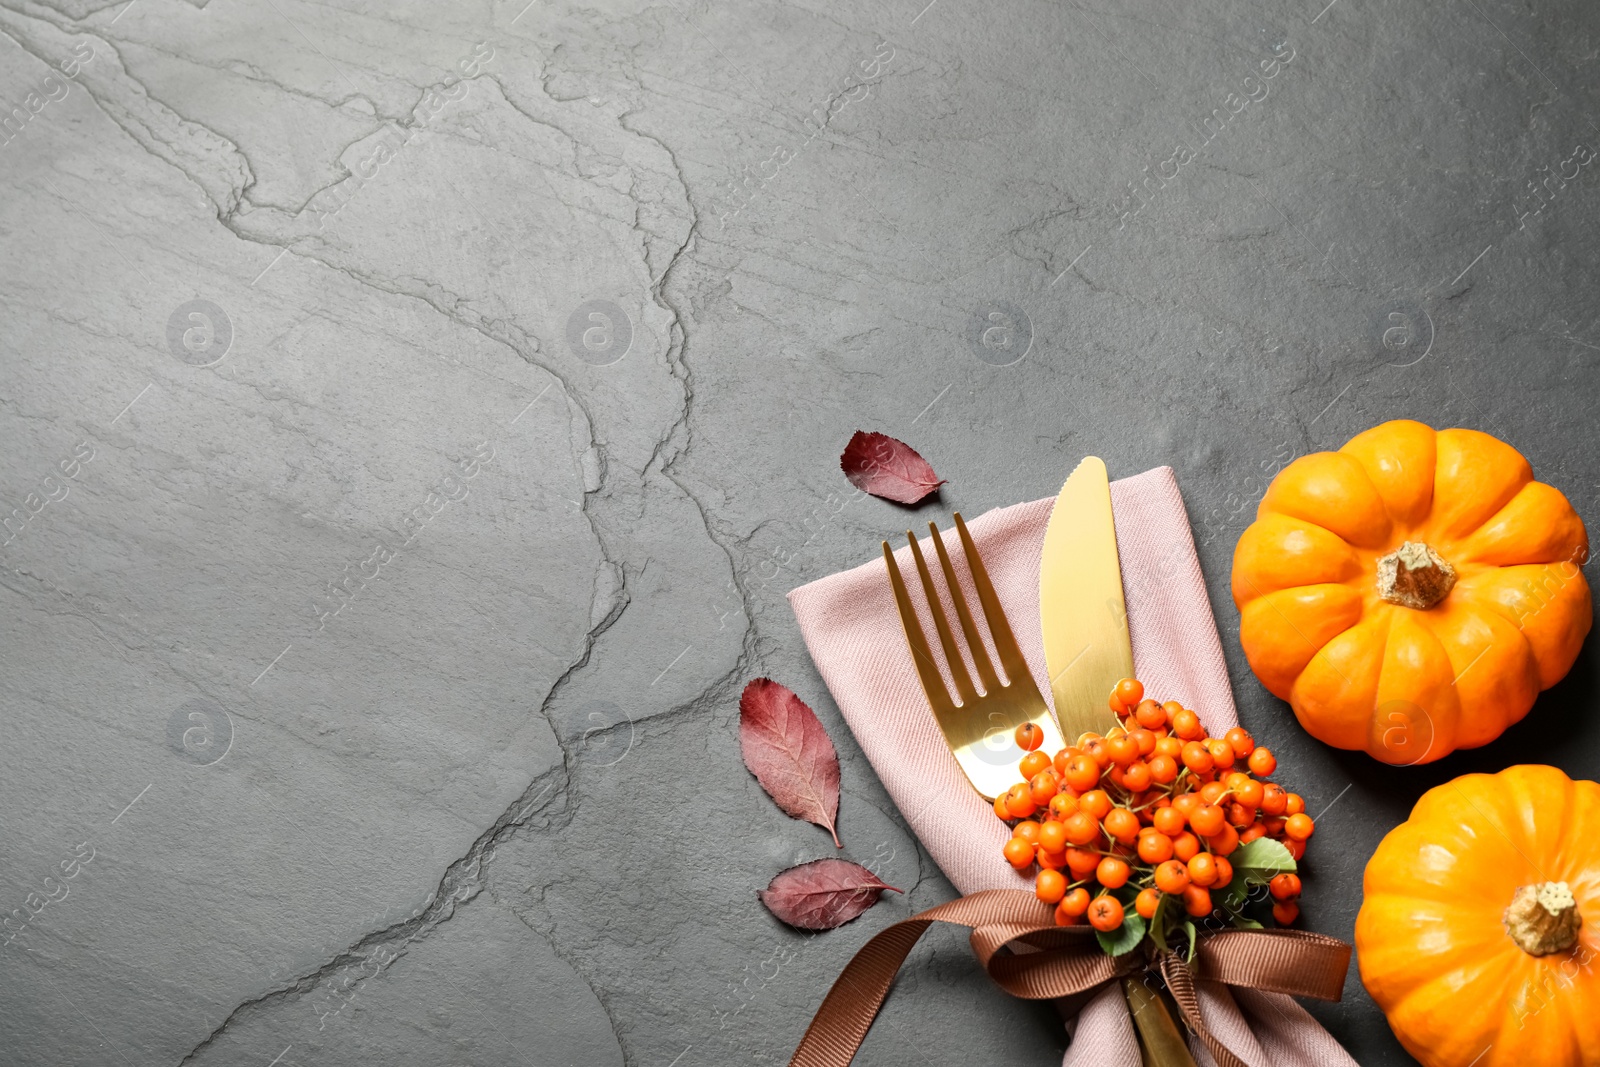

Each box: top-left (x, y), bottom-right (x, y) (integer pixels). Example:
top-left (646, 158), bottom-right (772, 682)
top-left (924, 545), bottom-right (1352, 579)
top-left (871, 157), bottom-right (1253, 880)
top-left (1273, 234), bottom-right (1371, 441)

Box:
top-left (884, 514), bottom-right (1195, 1067)
top-left (882, 514), bottom-right (1064, 801)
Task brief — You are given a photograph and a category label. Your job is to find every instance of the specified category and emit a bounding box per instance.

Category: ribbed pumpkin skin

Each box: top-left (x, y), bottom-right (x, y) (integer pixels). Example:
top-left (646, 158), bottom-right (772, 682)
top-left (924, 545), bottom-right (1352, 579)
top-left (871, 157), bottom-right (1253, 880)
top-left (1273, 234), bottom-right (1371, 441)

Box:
top-left (1231, 419), bottom-right (1590, 764)
top-left (1357, 766), bottom-right (1600, 1067)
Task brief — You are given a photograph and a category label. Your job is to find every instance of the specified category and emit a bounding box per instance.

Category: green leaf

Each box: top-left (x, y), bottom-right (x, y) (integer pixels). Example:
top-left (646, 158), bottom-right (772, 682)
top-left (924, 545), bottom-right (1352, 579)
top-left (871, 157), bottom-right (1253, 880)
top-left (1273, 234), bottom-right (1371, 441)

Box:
top-left (1215, 878), bottom-right (1250, 913)
top-left (1147, 894), bottom-right (1176, 952)
top-left (1182, 920), bottom-right (1198, 962)
top-left (1227, 914), bottom-right (1264, 930)
top-left (1096, 913), bottom-right (1147, 957)
top-left (1227, 838), bottom-right (1297, 884)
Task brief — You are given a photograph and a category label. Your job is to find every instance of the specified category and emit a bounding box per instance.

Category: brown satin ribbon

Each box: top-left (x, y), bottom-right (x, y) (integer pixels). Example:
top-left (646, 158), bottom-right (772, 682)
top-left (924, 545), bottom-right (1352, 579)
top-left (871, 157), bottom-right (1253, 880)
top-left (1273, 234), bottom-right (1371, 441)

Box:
top-left (788, 889), bottom-right (1350, 1067)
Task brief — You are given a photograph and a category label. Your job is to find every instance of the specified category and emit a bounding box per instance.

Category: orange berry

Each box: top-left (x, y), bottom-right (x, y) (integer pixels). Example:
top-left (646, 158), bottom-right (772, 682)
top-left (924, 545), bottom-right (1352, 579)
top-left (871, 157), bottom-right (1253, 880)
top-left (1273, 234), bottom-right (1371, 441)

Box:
top-left (1205, 738), bottom-right (1236, 770)
top-left (1063, 811), bottom-right (1101, 846)
top-left (1020, 751), bottom-right (1052, 779)
top-left (1136, 887), bottom-right (1162, 920)
top-left (1135, 700), bottom-right (1167, 730)
top-left (1239, 822), bottom-right (1268, 844)
top-left (1121, 762), bottom-right (1152, 792)
top-left (1016, 722), bottom-right (1045, 751)
top-left (1030, 770), bottom-right (1061, 805)
top-left (1154, 735), bottom-right (1184, 759)
top-left (1114, 678), bottom-right (1145, 707)
top-left (1078, 790), bottom-right (1113, 820)
top-left (1187, 852), bottom-right (1218, 887)
top-left (1047, 793), bottom-right (1078, 822)
top-left (1106, 736), bottom-right (1140, 768)
top-left (1054, 900), bottom-right (1082, 926)
top-left (1152, 806), bottom-right (1187, 836)
top-left (1035, 847), bottom-right (1067, 871)
top-left (1181, 741), bottom-right (1214, 774)
top-left (1208, 824), bottom-right (1240, 856)
top-left (1182, 885), bottom-right (1213, 918)
top-left (1272, 901), bottom-right (1300, 925)
top-left (1270, 873), bottom-right (1302, 901)
top-left (1285, 793), bottom-right (1306, 816)
top-left (1285, 813), bottom-right (1315, 840)
top-left (1082, 738), bottom-right (1111, 768)
top-left (1138, 829), bottom-right (1174, 864)
top-left (1171, 793), bottom-right (1202, 819)
top-left (1260, 783), bottom-right (1288, 816)
top-left (1004, 784), bottom-right (1036, 819)
top-left (1003, 837), bottom-right (1034, 868)
top-left (1161, 700), bottom-right (1185, 724)
top-left (1088, 895), bottom-right (1125, 932)
top-left (1147, 754), bottom-right (1179, 785)
top-left (1108, 693), bottom-right (1128, 718)
top-left (1063, 755), bottom-right (1100, 793)
top-left (1035, 868), bottom-right (1067, 904)
top-left (1199, 781), bottom-right (1228, 805)
top-left (1154, 859), bottom-right (1190, 894)
top-left (994, 794), bottom-right (1011, 820)
top-left (1226, 802), bottom-right (1257, 829)
top-left (1066, 847), bottom-right (1101, 879)
top-left (1248, 747), bottom-right (1277, 777)
top-left (1235, 779), bottom-right (1264, 808)
top-left (1038, 820), bottom-right (1068, 854)
top-left (1096, 856), bottom-right (1131, 889)
top-left (1171, 708), bottom-right (1203, 740)
top-left (1052, 747), bottom-right (1078, 776)
top-left (1224, 727), bottom-right (1254, 759)
top-left (1212, 857), bottom-right (1233, 888)
top-left (1012, 820), bottom-right (1041, 844)
top-left (1172, 831), bottom-right (1201, 863)
top-left (1284, 838), bottom-right (1306, 861)
top-left (1128, 728), bottom-right (1157, 757)
top-left (1189, 804), bottom-right (1226, 837)
top-left (1060, 887), bottom-right (1092, 917)
top-left (1104, 808), bottom-right (1140, 845)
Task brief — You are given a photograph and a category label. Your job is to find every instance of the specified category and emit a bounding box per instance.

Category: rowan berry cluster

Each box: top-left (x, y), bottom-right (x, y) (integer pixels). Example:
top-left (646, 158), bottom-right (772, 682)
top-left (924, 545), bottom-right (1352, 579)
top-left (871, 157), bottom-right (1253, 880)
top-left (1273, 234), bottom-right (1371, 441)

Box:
top-left (997, 678), bottom-right (1312, 933)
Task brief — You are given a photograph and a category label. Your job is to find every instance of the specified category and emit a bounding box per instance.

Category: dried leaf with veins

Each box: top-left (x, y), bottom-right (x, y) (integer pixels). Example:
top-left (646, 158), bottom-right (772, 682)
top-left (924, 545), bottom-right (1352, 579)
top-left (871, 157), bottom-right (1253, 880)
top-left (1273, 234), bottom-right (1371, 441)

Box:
top-left (840, 431), bottom-right (946, 505)
top-left (759, 859), bottom-right (900, 930)
top-left (739, 678), bottom-right (841, 847)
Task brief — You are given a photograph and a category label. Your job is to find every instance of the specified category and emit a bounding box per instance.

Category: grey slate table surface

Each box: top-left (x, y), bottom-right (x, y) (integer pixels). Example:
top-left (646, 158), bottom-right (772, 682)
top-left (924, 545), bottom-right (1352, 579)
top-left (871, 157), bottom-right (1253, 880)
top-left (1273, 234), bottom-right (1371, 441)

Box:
top-left (2, 0), bottom-right (1598, 1064)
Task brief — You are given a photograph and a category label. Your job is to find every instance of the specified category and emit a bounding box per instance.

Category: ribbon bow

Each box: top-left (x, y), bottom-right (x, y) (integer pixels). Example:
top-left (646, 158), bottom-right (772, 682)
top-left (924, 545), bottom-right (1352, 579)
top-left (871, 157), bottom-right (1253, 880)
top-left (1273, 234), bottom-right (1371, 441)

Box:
top-left (788, 889), bottom-right (1351, 1067)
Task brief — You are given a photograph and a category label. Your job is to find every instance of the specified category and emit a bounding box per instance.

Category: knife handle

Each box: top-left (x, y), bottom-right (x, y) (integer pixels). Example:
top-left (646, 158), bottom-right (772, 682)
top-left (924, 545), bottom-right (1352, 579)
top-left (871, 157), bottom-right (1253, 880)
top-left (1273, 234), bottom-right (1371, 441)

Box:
top-left (1122, 977), bottom-right (1199, 1067)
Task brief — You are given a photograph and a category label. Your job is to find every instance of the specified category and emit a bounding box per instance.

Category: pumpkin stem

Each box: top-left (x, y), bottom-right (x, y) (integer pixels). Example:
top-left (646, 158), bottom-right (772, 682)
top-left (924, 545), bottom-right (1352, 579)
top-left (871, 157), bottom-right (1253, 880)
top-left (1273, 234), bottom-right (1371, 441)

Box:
top-left (1376, 541), bottom-right (1457, 609)
top-left (1505, 881), bottom-right (1582, 956)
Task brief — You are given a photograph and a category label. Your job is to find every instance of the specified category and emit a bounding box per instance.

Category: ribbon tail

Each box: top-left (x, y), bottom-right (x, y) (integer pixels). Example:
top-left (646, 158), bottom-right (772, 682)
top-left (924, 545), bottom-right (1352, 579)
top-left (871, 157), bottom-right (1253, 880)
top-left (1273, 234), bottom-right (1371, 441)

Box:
top-left (787, 890), bottom-right (1119, 1067)
top-left (1159, 954), bottom-right (1250, 1067)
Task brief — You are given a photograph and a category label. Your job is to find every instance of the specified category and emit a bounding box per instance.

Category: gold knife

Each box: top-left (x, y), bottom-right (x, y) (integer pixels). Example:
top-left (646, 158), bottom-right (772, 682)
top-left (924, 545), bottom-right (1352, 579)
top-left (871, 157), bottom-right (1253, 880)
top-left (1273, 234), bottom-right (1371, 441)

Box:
top-left (1040, 456), bottom-right (1133, 743)
top-left (1039, 456), bottom-right (1198, 1067)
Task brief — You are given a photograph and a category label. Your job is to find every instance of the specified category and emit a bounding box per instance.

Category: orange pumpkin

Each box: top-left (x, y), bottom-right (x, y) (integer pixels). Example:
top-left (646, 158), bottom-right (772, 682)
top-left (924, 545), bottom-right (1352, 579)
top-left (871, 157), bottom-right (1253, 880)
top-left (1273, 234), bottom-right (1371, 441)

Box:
top-left (1357, 765), bottom-right (1600, 1067)
top-left (1232, 419), bottom-right (1590, 764)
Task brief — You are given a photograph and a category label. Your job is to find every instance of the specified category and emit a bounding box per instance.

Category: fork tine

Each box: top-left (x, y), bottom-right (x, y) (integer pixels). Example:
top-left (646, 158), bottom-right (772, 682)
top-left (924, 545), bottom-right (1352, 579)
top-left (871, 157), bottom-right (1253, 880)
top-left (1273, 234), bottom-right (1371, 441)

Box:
top-left (882, 542), bottom-right (956, 716)
top-left (905, 531), bottom-right (980, 705)
top-left (928, 521), bottom-right (1001, 694)
top-left (953, 513), bottom-right (1031, 684)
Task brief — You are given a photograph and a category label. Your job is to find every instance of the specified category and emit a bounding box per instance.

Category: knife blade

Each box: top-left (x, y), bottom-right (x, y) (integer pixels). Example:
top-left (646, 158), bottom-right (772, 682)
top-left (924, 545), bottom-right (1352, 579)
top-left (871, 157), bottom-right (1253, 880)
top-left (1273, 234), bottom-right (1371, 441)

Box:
top-left (1039, 456), bottom-right (1134, 743)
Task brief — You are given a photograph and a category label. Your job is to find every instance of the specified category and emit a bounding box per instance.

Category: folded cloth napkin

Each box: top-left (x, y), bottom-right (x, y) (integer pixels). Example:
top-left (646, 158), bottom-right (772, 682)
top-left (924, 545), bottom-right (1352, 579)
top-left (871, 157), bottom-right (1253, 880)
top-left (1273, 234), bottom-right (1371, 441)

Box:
top-left (787, 466), bottom-right (1358, 1067)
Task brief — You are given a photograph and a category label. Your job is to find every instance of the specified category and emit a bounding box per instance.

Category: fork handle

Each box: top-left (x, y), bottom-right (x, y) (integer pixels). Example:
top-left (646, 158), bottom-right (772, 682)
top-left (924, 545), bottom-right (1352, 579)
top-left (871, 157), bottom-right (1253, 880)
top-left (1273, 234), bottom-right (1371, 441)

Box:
top-left (1122, 977), bottom-right (1200, 1067)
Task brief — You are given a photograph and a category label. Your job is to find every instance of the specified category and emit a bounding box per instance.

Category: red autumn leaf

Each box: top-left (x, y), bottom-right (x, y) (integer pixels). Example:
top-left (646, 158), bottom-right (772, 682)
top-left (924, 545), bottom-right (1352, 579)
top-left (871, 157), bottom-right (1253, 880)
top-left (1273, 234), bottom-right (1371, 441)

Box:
top-left (759, 859), bottom-right (900, 930)
top-left (840, 431), bottom-right (946, 505)
top-left (739, 678), bottom-right (841, 847)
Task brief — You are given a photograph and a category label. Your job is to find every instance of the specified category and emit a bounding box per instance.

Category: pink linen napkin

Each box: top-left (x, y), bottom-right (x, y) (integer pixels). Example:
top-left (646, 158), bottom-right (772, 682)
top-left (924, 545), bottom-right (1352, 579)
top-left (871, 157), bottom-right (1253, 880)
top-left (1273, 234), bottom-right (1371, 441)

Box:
top-left (787, 466), bottom-right (1357, 1067)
